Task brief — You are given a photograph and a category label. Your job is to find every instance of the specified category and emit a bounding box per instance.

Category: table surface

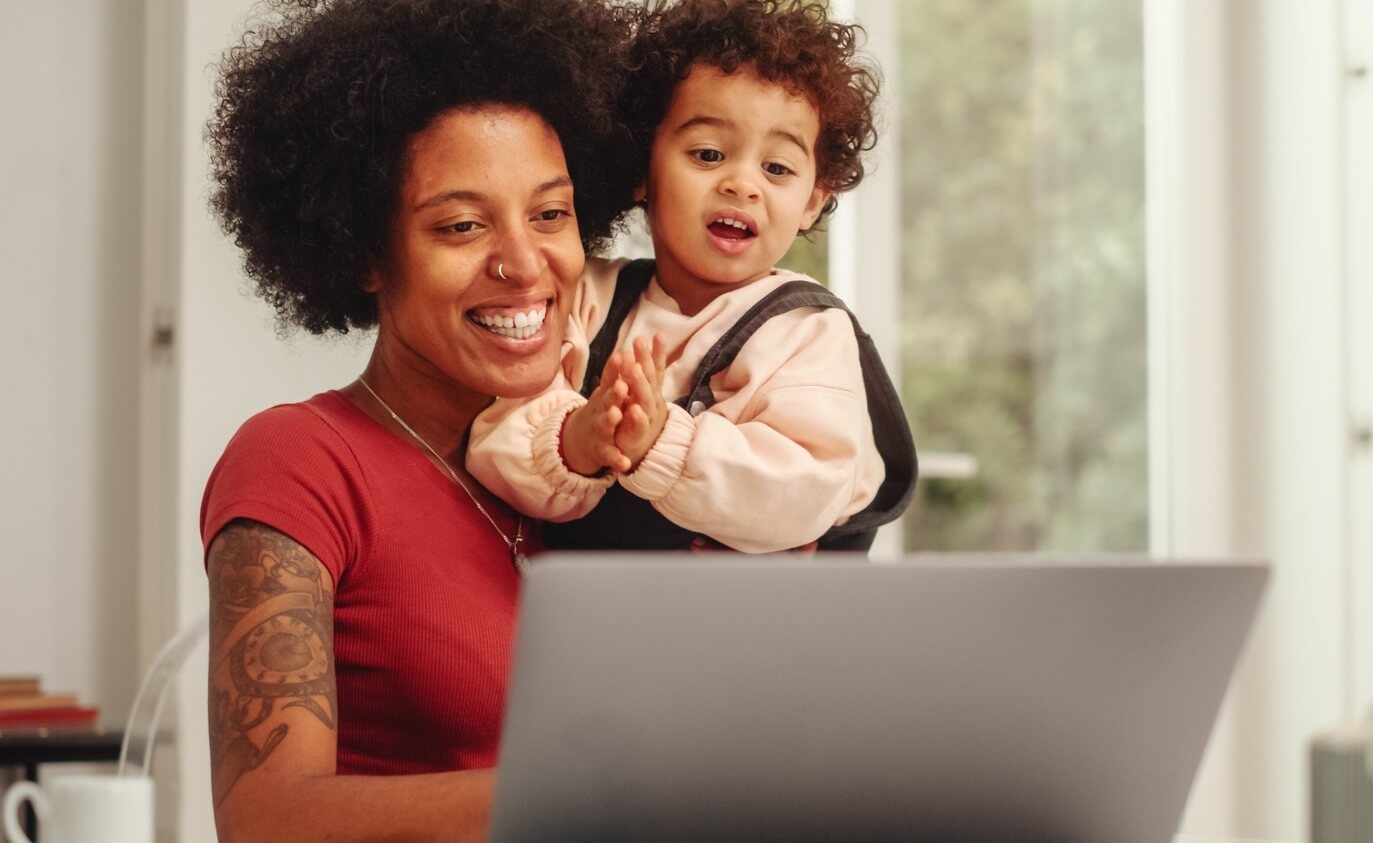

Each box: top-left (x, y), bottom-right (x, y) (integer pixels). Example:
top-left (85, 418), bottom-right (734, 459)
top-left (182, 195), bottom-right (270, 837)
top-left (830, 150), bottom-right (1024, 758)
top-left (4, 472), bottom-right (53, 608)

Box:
top-left (0, 728), bottom-right (124, 766)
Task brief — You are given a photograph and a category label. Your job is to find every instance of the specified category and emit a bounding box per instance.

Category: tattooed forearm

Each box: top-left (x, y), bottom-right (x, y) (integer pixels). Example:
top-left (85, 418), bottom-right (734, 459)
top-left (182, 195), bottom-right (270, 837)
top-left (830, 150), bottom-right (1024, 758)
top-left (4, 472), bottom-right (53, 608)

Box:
top-left (207, 520), bottom-right (336, 809)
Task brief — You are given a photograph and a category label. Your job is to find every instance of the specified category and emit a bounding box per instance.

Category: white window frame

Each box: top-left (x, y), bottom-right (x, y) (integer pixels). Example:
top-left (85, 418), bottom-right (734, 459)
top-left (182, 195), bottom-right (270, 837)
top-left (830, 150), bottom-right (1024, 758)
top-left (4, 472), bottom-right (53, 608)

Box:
top-left (1144, 0), bottom-right (1235, 562)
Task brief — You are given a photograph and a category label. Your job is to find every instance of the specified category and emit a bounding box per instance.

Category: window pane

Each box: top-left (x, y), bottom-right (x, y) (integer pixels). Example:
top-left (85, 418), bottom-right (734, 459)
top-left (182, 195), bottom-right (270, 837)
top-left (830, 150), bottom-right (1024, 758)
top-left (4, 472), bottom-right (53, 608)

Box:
top-left (898, 0), bottom-right (1147, 551)
top-left (783, 231), bottom-right (828, 284)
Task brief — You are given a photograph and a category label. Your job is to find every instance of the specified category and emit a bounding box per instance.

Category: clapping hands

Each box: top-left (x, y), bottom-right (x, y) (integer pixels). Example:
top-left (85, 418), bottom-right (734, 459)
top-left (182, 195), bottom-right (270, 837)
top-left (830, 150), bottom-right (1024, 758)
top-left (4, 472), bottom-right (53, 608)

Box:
top-left (561, 335), bottom-right (670, 476)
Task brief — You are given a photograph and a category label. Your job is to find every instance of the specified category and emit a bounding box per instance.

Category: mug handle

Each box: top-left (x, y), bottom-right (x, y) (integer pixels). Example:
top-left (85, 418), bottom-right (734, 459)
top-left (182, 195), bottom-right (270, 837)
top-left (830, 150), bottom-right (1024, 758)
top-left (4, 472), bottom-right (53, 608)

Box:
top-left (3, 781), bottom-right (46, 843)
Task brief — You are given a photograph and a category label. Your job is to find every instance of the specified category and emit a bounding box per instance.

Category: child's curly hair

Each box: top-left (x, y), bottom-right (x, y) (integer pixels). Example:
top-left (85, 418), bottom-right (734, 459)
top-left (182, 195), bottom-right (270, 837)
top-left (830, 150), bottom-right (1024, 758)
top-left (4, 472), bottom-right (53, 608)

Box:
top-left (625, 0), bottom-right (881, 223)
top-left (208, 0), bottom-right (641, 335)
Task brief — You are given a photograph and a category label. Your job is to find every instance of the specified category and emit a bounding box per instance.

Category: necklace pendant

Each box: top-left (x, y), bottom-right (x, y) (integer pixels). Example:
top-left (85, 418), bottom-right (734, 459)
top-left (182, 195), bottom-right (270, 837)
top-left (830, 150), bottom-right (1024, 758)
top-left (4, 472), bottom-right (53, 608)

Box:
top-left (513, 550), bottom-right (530, 576)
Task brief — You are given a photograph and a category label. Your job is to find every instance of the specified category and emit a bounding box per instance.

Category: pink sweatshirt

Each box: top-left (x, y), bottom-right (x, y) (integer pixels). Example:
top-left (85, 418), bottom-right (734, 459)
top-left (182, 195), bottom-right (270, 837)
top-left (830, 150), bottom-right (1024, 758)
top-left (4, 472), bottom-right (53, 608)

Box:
top-left (466, 257), bottom-right (885, 553)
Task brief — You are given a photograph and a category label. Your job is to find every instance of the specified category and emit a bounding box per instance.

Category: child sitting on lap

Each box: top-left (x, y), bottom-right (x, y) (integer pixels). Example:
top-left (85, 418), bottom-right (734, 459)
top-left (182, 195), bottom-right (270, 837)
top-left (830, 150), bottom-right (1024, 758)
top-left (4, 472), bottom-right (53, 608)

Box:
top-left (468, 0), bottom-right (915, 553)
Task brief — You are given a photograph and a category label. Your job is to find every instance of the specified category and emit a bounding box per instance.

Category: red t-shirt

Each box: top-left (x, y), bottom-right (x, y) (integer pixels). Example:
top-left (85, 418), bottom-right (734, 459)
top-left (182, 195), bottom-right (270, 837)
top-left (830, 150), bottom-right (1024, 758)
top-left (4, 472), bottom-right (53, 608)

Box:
top-left (201, 390), bottom-right (526, 774)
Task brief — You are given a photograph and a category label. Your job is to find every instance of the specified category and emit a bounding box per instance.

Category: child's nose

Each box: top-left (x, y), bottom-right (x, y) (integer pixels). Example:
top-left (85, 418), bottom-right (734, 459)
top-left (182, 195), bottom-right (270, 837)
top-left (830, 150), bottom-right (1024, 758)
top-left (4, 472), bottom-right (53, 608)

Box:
top-left (717, 166), bottom-right (761, 202)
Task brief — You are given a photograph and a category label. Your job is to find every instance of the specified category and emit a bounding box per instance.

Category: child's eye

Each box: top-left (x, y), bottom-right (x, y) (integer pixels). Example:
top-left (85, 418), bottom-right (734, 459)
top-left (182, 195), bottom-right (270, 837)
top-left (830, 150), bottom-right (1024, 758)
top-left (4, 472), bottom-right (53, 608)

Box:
top-left (763, 162), bottom-right (794, 177)
top-left (691, 149), bottom-right (724, 164)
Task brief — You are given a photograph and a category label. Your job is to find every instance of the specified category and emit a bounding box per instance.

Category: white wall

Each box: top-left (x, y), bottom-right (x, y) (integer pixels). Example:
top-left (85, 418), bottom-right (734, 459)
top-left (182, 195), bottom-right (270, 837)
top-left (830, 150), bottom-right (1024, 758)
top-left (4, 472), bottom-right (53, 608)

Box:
top-left (1341, 0), bottom-right (1373, 737)
top-left (154, 2), bottom-right (374, 838)
top-left (1226, 1), bottom-right (1348, 838)
top-left (0, 0), bottom-right (145, 725)
top-left (1177, 1), bottom-right (1350, 839)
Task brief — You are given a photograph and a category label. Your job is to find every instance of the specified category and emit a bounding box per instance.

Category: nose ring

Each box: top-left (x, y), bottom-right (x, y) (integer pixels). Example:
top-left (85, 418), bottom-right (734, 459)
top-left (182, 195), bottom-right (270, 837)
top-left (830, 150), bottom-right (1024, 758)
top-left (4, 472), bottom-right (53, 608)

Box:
top-left (497, 263), bottom-right (507, 280)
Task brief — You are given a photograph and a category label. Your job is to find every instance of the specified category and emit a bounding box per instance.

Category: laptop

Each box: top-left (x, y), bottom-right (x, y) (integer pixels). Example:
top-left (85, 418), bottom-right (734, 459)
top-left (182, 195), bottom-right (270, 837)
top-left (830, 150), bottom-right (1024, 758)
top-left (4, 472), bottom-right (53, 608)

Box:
top-left (490, 555), bottom-right (1267, 842)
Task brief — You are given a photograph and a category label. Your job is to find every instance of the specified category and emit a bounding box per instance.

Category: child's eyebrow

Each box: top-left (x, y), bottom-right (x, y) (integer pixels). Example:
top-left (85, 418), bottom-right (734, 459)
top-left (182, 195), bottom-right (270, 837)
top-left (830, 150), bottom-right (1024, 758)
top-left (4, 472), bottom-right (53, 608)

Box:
top-left (768, 128), bottom-right (812, 159)
top-left (672, 115), bottom-right (811, 159)
top-left (413, 176), bottom-right (573, 211)
top-left (671, 114), bottom-right (733, 136)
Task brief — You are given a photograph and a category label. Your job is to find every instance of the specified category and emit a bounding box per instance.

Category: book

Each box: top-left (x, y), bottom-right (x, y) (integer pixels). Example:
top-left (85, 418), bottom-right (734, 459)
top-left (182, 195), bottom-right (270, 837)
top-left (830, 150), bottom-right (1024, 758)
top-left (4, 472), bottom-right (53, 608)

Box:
top-left (0, 705), bottom-right (99, 728)
top-left (0, 676), bottom-right (42, 697)
top-left (0, 693), bottom-right (79, 713)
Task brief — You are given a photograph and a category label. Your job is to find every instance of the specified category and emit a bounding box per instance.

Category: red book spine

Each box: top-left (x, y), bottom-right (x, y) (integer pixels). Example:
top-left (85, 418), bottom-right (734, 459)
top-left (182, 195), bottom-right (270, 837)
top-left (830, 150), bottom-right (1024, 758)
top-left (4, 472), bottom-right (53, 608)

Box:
top-left (0, 706), bottom-right (99, 727)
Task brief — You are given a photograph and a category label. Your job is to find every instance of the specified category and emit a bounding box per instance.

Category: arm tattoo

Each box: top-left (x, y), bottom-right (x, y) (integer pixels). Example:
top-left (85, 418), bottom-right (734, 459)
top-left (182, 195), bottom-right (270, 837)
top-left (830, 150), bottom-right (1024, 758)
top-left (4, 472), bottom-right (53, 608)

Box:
top-left (207, 520), bottom-right (336, 808)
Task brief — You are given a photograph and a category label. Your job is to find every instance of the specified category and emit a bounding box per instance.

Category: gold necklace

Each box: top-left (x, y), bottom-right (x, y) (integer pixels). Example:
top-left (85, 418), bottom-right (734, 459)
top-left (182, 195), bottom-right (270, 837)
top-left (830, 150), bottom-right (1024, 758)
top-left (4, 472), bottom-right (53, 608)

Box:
top-left (357, 377), bottom-right (527, 575)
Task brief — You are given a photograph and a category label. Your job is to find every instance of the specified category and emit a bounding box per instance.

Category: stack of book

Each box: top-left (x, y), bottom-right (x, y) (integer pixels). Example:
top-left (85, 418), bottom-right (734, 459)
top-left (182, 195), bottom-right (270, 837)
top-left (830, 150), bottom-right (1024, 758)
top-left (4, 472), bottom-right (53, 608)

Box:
top-left (0, 675), bottom-right (99, 732)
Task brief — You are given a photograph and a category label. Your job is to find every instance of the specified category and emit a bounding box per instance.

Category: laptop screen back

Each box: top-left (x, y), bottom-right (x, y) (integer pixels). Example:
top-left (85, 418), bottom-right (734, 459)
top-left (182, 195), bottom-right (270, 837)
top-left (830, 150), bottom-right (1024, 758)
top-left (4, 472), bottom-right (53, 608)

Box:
top-left (491, 556), bottom-right (1266, 843)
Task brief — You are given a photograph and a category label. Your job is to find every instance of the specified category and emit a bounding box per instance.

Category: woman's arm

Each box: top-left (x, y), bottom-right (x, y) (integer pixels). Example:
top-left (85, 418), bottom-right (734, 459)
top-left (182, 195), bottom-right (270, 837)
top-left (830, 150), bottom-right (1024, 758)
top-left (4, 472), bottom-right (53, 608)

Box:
top-left (208, 520), bottom-right (494, 843)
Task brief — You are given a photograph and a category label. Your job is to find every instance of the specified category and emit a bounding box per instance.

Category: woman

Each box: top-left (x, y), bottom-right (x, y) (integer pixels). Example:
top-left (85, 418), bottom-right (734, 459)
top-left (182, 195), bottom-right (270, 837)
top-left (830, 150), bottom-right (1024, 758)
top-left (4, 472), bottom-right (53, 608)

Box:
top-left (201, 1), bottom-right (638, 839)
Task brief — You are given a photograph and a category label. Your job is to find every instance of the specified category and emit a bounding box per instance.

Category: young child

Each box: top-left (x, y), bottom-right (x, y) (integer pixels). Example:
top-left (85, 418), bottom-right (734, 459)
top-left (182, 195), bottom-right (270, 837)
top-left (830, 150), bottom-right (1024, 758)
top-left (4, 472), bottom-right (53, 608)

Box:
top-left (467, 0), bottom-right (915, 553)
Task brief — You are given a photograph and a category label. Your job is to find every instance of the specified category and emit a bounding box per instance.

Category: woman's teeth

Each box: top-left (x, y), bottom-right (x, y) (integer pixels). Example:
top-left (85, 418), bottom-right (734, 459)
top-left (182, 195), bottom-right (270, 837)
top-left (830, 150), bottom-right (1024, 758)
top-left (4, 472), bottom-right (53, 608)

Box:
top-left (473, 306), bottom-right (547, 339)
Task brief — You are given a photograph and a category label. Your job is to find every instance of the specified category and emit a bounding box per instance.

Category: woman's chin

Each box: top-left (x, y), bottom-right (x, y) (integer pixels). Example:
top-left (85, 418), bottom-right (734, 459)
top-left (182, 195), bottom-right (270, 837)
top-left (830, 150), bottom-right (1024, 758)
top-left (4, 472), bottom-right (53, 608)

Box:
top-left (480, 357), bottom-right (565, 400)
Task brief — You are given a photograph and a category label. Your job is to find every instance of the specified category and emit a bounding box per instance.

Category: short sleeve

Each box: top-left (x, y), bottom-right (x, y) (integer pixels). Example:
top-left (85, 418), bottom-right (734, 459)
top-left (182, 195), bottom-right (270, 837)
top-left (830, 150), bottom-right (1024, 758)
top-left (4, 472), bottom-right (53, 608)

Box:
top-left (200, 404), bottom-right (375, 586)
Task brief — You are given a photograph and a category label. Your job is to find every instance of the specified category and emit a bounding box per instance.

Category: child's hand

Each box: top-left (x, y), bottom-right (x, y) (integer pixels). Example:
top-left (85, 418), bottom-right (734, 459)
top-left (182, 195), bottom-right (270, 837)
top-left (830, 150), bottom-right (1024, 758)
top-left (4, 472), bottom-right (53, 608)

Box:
top-left (561, 352), bottom-right (633, 475)
top-left (614, 335), bottom-right (670, 471)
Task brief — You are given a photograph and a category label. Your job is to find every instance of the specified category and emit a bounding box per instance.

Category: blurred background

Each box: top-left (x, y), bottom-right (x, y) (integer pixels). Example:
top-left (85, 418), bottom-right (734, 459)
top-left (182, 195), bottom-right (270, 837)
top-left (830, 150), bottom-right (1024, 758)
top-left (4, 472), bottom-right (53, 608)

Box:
top-left (1, 0), bottom-right (1370, 840)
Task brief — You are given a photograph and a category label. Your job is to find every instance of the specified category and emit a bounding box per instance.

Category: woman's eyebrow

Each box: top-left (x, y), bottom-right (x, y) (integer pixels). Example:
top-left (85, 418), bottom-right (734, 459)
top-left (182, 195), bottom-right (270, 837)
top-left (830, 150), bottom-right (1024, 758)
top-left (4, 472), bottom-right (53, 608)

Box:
top-left (533, 175), bottom-right (574, 195)
top-left (415, 189), bottom-right (484, 211)
top-left (414, 176), bottom-right (572, 211)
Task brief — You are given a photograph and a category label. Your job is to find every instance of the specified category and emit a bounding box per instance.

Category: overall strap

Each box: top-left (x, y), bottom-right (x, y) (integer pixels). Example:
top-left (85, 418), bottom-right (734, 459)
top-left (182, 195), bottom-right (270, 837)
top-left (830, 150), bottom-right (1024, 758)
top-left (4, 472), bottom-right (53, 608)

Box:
top-left (679, 279), bottom-right (919, 547)
top-left (679, 280), bottom-right (843, 412)
top-left (580, 258), bottom-right (656, 398)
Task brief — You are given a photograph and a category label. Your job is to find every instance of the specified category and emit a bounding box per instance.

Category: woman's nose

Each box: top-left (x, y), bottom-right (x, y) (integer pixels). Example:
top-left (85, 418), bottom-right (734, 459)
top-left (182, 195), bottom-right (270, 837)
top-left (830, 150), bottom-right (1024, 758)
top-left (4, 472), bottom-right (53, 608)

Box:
top-left (491, 231), bottom-right (545, 286)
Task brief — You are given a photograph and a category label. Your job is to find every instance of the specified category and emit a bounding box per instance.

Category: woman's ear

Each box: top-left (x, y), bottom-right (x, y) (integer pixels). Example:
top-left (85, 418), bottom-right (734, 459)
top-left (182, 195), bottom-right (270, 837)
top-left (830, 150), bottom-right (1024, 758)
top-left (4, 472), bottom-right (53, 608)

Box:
top-left (363, 268), bottom-right (383, 294)
top-left (633, 181), bottom-right (648, 205)
top-left (799, 186), bottom-right (831, 231)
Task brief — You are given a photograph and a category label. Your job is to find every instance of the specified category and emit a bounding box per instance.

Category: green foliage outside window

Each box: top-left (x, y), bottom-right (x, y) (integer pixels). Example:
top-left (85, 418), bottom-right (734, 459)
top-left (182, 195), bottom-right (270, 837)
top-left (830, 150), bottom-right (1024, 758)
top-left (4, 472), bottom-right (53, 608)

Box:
top-left (898, 0), bottom-right (1148, 551)
top-left (781, 230), bottom-right (828, 284)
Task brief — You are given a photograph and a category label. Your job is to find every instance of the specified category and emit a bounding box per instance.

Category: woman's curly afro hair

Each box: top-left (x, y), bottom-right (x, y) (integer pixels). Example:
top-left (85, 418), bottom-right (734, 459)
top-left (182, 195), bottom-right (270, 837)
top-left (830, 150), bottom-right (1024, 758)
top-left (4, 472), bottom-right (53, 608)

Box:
top-left (624, 0), bottom-right (880, 224)
top-left (209, 0), bottom-right (641, 335)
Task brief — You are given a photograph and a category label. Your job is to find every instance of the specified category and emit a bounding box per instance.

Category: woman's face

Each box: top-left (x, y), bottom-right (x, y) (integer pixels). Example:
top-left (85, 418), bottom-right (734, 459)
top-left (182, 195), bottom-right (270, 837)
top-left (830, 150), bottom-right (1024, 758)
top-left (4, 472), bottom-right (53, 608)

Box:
top-left (374, 106), bottom-right (585, 399)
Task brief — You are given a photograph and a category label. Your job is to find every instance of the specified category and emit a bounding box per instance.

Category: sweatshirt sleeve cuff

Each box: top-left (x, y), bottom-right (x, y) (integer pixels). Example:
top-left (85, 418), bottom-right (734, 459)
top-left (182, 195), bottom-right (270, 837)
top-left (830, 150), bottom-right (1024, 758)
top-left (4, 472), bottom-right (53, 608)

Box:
top-left (532, 398), bottom-right (616, 495)
top-left (619, 402), bottom-right (695, 502)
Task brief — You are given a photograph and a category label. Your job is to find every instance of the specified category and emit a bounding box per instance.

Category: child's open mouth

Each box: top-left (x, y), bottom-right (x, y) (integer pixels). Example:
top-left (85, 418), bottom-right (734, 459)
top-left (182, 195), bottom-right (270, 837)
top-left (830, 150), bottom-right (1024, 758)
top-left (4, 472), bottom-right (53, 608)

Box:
top-left (708, 217), bottom-right (756, 240)
top-left (706, 213), bottom-right (758, 255)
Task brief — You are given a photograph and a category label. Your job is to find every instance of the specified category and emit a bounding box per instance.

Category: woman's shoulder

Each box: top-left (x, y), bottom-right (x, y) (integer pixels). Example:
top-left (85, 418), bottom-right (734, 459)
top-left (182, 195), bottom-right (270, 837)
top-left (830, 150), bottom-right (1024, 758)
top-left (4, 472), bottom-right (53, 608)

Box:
top-left (208, 390), bottom-right (383, 523)
top-left (203, 391), bottom-right (378, 578)
top-left (229, 390), bottom-right (363, 449)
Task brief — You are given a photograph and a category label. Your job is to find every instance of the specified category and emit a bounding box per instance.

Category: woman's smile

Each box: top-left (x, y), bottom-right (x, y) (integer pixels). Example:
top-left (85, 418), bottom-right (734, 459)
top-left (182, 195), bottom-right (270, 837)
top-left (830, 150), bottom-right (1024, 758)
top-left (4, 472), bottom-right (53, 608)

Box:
top-left (466, 298), bottom-right (553, 342)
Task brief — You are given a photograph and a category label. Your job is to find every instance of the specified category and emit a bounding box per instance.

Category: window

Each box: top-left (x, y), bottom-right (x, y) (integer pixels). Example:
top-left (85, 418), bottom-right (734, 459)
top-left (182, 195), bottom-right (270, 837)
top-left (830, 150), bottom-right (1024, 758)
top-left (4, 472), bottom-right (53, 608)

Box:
top-left (855, 0), bottom-right (1149, 552)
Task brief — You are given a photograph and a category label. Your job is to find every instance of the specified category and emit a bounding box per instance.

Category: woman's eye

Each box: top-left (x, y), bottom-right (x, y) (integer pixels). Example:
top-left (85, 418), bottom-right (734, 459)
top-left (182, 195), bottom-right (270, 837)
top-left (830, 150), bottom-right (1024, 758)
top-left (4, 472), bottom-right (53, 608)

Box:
top-left (764, 162), bottom-right (794, 177)
top-left (438, 220), bottom-right (480, 235)
top-left (692, 149), bottom-right (724, 164)
top-left (536, 209), bottom-right (571, 222)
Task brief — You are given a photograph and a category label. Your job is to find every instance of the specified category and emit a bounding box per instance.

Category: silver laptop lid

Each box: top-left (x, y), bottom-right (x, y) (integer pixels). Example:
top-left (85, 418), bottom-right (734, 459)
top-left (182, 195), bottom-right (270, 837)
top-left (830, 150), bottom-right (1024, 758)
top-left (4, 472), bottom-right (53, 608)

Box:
top-left (491, 556), bottom-right (1267, 843)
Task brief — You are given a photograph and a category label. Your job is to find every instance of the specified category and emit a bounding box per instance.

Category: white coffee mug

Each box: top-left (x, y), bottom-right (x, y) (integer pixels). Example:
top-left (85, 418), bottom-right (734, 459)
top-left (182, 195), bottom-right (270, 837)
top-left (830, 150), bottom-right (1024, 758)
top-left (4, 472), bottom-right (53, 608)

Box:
top-left (3, 774), bottom-right (152, 843)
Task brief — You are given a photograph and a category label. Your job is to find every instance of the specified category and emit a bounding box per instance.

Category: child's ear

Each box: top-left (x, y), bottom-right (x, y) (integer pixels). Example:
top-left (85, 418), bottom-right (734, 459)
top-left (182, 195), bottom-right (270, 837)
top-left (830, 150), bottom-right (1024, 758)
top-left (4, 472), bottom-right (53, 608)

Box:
top-left (799, 186), bottom-right (831, 231)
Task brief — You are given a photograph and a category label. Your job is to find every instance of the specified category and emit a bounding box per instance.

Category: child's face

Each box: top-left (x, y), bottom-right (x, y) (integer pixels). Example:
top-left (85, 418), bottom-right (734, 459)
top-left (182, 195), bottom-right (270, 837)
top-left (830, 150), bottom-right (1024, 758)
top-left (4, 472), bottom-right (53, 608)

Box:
top-left (637, 63), bottom-right (830, 313)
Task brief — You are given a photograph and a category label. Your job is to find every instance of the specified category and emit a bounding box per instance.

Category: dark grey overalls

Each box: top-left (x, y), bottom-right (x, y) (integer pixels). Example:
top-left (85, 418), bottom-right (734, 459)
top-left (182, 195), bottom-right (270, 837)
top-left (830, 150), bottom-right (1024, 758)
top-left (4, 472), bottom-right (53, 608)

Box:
top-left (543, 259), bottom-right (918, 553)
